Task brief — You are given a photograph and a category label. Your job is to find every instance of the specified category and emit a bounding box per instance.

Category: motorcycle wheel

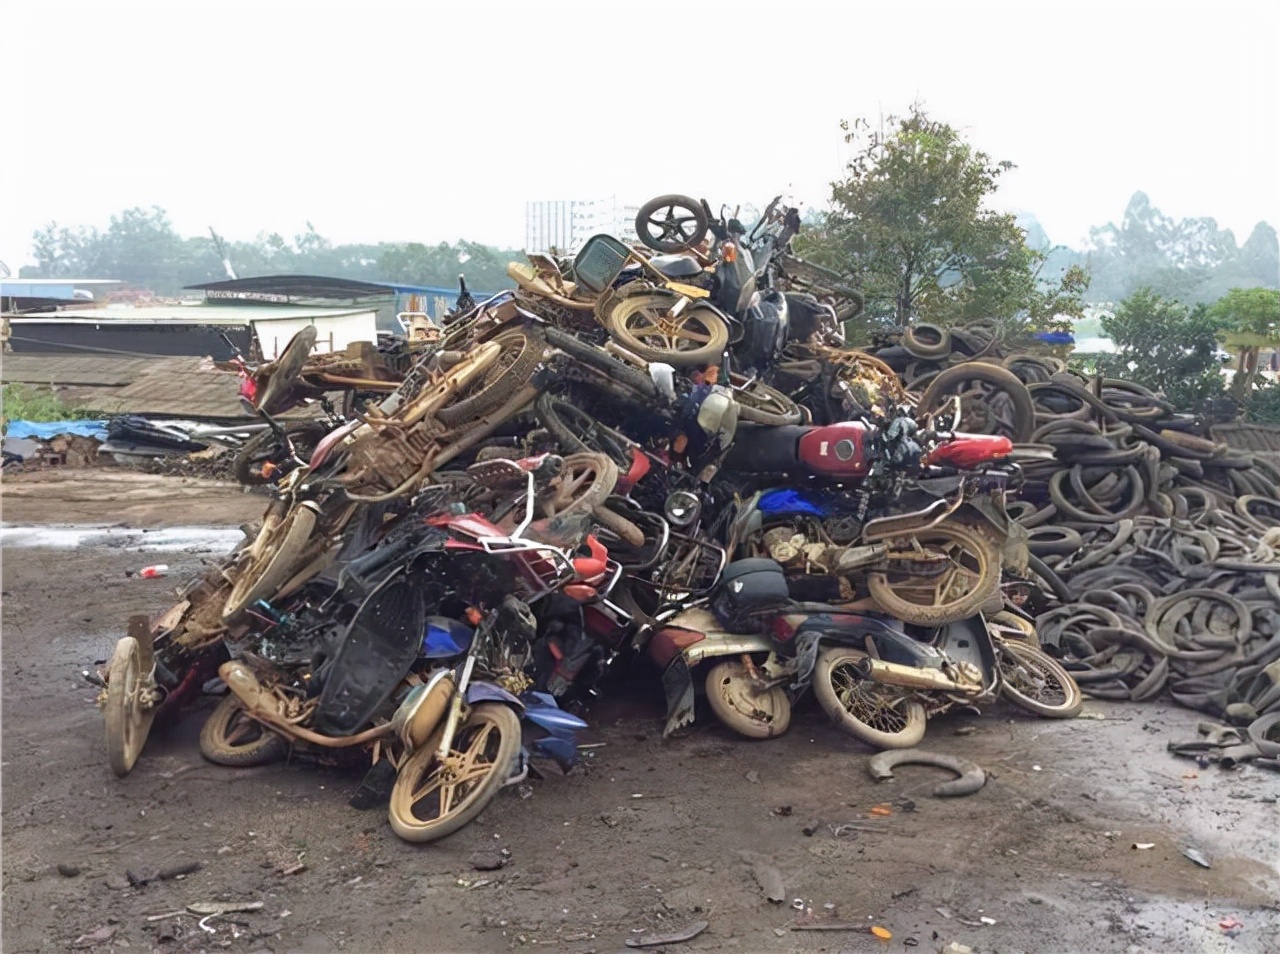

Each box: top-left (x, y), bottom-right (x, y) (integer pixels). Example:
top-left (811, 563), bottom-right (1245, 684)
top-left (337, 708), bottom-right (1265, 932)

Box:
top-left (601, 292), bottom-right (729, 367)
top-left (387, 703), bottom-right (522, 844)
top-left (535, 393), bottom-right (634, 470)
top-left (232, 423), bottom-right (328, 486)
top-left (916, 363), bottom-right (1036, 444)
top-left (222, 504), bottom-right (318, 622)
top-left (634, 194), bottom-right (709, 253)
top-left (731, 374), bottom-right (804, 426)
top-left (437, 328), bottom-right (545, 428)
top-left (104, 635), bottom-right (157, 777)
top-left (704, 660), bottom-right (791, 739)
top-left (996, 640), bottom-right (1082, 718)
top-left (867, 523), bottom-right (1000, 627)
top-left (813, 647), bottom-right (927, 750)
top-left (987, 610), bottom-right (1040, 649)
top-left (257, 325), bottom-right (319, 415)
top-left (198, 694), bottom-right (289, 767)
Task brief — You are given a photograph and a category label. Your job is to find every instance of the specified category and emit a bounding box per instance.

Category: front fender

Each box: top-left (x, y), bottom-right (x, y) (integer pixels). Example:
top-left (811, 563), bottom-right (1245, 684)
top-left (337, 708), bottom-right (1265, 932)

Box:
top-left (466, 681), bottom-right (525, 713)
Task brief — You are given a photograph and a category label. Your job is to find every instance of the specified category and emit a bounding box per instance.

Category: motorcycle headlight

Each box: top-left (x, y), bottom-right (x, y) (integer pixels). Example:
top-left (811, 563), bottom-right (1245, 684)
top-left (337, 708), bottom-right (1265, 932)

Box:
top-left (664, 491), bottom-right (701, 528)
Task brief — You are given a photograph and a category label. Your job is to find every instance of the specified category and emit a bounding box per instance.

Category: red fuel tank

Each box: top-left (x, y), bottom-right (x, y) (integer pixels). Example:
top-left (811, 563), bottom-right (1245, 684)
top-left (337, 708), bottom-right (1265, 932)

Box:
top-left (796, 422), bottom-right (872, 477)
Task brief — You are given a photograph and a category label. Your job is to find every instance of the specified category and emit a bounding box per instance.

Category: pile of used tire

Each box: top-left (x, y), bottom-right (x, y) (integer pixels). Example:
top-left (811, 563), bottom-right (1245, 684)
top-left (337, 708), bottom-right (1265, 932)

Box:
top-left (870, 324), bottom-right (1280, 739)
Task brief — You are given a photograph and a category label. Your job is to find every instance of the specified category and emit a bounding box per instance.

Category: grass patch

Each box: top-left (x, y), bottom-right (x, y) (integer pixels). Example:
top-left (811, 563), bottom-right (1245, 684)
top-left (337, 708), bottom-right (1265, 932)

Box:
top-left (2, 383), bottom-right (96, 425)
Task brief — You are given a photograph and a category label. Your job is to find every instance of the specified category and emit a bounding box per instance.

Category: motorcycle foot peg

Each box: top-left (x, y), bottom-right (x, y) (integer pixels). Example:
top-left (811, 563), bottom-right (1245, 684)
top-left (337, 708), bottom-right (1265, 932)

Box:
top-left (348, 760), bottom-right (397, 811)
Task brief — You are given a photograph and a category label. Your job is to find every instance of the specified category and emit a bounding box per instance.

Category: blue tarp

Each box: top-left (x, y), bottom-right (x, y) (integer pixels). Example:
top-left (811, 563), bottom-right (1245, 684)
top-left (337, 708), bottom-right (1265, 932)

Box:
top-left (3, 419), bottom-right (109, 440)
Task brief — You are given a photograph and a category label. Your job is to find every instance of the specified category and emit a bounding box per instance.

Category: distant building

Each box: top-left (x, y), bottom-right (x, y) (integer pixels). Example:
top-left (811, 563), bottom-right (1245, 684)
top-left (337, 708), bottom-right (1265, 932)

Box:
top-left (524, 196), bottom-right (639, 254)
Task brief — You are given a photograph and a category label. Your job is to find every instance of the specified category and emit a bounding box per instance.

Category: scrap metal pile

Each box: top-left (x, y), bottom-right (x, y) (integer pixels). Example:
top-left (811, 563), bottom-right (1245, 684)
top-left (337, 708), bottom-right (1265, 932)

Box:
top-left (89, 192), bottom-right (1277, 847)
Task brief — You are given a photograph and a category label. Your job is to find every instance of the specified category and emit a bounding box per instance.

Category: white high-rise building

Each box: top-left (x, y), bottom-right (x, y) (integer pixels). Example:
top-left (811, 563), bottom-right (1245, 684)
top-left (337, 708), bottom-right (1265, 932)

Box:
top-left (524, 196), bottom-right (639, 254)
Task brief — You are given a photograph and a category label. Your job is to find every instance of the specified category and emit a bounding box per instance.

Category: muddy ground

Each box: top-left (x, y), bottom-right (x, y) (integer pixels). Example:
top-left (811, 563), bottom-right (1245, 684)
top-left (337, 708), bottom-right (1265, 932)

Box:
top-left (2, 470), bottom-right (1278, 953)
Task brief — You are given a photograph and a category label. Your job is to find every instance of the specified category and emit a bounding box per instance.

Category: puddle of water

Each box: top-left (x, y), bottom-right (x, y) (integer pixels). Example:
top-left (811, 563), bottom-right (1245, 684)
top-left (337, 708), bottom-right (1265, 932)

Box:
top-left (0, 524), bottom-right (244, 555)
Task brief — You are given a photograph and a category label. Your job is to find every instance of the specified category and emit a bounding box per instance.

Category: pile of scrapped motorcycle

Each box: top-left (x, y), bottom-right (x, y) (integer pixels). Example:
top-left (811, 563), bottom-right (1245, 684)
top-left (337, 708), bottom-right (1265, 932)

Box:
top-left (92, 192), bottom-right (1110, 847)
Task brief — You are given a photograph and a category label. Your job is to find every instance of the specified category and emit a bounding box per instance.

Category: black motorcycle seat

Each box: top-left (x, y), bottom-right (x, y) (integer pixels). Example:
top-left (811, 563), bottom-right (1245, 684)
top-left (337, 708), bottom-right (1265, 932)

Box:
top-left (649, 254), bottom-right (703, 279)
top-left (722, 423), bottom-right (808, 473)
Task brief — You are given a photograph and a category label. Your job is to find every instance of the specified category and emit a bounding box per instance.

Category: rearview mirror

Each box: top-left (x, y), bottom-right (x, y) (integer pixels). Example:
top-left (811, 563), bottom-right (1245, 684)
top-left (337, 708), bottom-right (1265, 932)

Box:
top-left (572, 234), bottom-right (632, 296)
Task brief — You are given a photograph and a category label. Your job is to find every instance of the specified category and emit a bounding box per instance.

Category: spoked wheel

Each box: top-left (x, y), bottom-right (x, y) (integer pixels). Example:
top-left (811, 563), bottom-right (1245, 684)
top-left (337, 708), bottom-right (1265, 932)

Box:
top-left (257, 325), bottom-right (319, 414)
top-left (601, 290), bottom-right (729, 367)
top-left (634, 194), bottom-right (709, 253)
top-left (199, 694), bottom-right (288, 766)
top-left (437, 328), bottom-right (545, 428)
top-left (868, 523), bottom-right (1000, 626)
top-left (704, 659), bottom-right (791, 739)
top-left (535, 393), bottom-right (634, 469)
top-left (730, 374), bottom-right (803, 425)
top-left (388, 703), bottom-right (522, 843)
top-left (813, 648), bottom-right (927, 749)
top-left (917, 363), bottom-right (1036, 443)
top-left (222, 504), bottom-right (318, 621)
top-left (542, 452), bottom-right (643, 545)
top-left (104, 634), bottom-right (158, 777)
top-left (996, 639), bottom-right (1082, 718)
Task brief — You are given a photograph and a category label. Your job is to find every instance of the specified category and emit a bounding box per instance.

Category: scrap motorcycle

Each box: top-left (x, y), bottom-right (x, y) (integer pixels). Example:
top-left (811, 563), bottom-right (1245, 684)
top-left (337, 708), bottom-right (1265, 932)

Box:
top-left (206, 457), bottom-right (601, 841)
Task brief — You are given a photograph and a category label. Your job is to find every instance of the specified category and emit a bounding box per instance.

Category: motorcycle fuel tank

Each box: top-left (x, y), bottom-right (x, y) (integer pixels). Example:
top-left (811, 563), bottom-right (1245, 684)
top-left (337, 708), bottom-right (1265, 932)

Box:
top-left (797, 422), bottom-right (871, 477)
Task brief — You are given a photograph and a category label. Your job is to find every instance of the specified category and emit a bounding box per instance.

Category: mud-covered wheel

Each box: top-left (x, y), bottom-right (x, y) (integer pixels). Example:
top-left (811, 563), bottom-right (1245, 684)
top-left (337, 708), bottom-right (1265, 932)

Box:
top-left (602, 291), bottom-right (730, 367)
top-left (104, 636), bottom-right (157, 777)
top-left (222, 504), bottom-right (318, 621)
top-left (437, 328), bottom-right (544, 428)
top-left (917, 363), bottom-right (1036, 443)
top-left (813, 647), bottom-right (927, 749)
top-left (867, 523), bottom-right (1000, 626)
top-left (997, 639), bottom-right (1082, 718)
top-left (199, 694), bottom-right (288, 766)
top-left (388, 703), bottom-right (522, 843)
top-left (731, 374), bottom-right (804, 425)
top-left (634, 194), bottom-right (709, 253)
top-left (704, 660), bottom-right (791, 739)
top-left (257, 325), bottom-right (318, 414)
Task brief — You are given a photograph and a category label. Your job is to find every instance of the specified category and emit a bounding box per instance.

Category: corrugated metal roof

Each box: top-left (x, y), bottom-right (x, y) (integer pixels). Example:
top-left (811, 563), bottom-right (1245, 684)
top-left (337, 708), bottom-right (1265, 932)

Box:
top-left (1211, 422), bottom-right (1280, 453)
top-left (3, 304), bottom-right (375, 324)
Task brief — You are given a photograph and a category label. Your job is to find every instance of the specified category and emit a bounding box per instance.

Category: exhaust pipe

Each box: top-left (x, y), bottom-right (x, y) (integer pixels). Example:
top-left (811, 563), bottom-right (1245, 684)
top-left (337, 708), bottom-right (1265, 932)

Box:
top-left (219, 661), bottom-right (390, 748)
top-left (852, 655), bottom-right (962, 692)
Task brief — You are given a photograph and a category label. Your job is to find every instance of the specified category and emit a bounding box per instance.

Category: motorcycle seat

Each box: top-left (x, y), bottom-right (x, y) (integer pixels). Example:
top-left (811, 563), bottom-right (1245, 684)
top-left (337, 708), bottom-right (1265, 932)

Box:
top-left (721, 423), bottom-right (809, 473)
top-left (649, 254), bottom-right (703, 279)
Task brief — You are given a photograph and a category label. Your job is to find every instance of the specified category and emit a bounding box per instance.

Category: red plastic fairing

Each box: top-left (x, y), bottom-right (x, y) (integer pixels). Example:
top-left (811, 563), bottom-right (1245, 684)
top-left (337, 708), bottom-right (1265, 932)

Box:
top-left (924, 433), bottom-right (1013, 469)
top-left (796, 421), bottom-right (872, 477)
top-left (616, 447), bottom-right (651, 493)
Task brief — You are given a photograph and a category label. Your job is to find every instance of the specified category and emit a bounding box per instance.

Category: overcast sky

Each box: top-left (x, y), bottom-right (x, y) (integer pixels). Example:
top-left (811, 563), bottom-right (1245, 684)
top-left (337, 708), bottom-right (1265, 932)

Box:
top-left (2, 0), bottom-right (1277, 271)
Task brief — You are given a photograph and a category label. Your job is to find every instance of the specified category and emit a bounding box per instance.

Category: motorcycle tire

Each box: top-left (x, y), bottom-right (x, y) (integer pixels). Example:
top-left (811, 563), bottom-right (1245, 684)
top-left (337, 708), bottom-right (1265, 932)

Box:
top-left (388, 702), bottom-right (522, 843)
top-left (867, 523), bottom-right (1001, 627)
top-left (813, 647), bottom-right (927, 749)
top-left (535, 393), bottom-right (633, 469)
top-left (104, 635), bottom-right (157, 777)
top-left (996, 640), bottom-right (1083, 718)
top-left (544, 326), bottom-right (658, 401)
top-left (917, 362), bottom-right (1036, 444)
top-left (232, 423), bottom-right (329, 486)
top-left (222, 504), bottom-right (318, 622)
top-left (198, 694), bottom-right (288, 767)
top-left (634, 194), bottom-right (709, 253)
top-left (732, 375), bottom-right (804, 426)
top-left (704, 660), bottom-right (791, 739)
top-left (257, 325), bottom-right (318, 415)
top-left (602, 291), bottom-right (730, 368)
top-left (437, 328), bottom-right (545, 428)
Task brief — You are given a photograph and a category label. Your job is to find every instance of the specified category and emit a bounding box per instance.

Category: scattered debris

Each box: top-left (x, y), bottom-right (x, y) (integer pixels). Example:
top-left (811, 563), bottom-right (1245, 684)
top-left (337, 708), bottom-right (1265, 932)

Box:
top-left (1182, 846), bottom-right (1212, 869)
top-left (469, 849), bottom-right (510, 872)
top-left (1132, 843), bottom-right (1155, 850)
top-left (56, 863), bottom-right (81, 877)
top-left (771, 805), bottom-right (793, 817)
top-left (624, 920), bottom-right (708, 948)
top-left (126, 860), bottom-right (202, 887)
top-left (72, 924), bottom-right (118, 948)
top-left (868, 750), bottom-right (987, 797)
top-left (1219, 915), bottom-right (1244, 937)
top-left (186, 901), bottom-right (264, 916)
top-left (745, 770), bottom-right (760, 783)
top-left (751, 863), bottom-right (786, 904)
top-left (279, 862), bottom-right (307, 876)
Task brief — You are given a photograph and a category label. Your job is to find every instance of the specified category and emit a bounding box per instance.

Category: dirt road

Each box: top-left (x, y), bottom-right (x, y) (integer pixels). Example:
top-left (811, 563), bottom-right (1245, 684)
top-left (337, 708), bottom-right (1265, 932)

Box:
top-left (2, 471), bottom-right (1277, 953)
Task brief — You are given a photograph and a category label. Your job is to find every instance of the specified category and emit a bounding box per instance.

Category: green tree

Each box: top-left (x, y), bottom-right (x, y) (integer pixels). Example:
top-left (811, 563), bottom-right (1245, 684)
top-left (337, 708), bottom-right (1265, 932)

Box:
top-left (1212, 286), bottom-right (1280, 400)
top-left (805, 104), bottom-right (1086, 335)
top-left (1099, 287), bottom-right (1225, 411)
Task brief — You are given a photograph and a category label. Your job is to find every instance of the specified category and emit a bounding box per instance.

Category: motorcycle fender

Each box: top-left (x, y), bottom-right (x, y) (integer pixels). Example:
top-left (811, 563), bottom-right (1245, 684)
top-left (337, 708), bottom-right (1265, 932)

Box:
top-left (682, 633), bottom-right (776, 665)
top-left (661, 654), bottom-right (696, 738)
top-left (466, 681), bottom-right (525, 713)
top-left (522, 695), bottom-right (589, 735)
